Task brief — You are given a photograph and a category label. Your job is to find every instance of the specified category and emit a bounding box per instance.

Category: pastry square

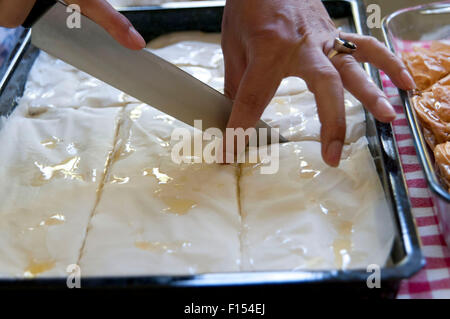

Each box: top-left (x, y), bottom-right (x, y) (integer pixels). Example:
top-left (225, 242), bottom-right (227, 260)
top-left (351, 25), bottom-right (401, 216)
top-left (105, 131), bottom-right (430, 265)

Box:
top-left (0, 107), bottom-right (121, 277)
top-left (79, 104), bottom-right (242, 275)
top-left (239, 138), bottom-right (394, 270)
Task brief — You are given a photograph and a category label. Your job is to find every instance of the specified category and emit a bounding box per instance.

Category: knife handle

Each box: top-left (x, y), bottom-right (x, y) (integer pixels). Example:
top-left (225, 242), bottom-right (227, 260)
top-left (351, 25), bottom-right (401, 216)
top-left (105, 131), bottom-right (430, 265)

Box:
top-left (22, 0), bottom-right (57, 28)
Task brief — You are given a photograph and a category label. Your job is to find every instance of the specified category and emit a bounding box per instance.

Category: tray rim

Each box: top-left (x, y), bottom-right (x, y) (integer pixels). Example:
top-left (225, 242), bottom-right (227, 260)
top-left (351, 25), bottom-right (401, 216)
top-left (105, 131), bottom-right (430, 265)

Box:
top-left (0, 0), bottom-right (424, 289)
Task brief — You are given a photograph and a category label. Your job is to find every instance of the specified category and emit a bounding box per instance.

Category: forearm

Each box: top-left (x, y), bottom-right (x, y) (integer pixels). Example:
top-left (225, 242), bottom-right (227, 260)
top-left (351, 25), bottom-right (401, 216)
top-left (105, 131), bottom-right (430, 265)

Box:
top-left (0, 0), bottom-right (35, 28)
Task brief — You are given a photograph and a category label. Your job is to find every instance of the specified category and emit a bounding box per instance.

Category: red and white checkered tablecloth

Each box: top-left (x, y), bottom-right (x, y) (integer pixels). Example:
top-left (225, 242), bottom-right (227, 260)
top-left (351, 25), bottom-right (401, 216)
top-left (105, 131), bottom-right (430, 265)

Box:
top-left (380, 71), bottom-right (450, 299)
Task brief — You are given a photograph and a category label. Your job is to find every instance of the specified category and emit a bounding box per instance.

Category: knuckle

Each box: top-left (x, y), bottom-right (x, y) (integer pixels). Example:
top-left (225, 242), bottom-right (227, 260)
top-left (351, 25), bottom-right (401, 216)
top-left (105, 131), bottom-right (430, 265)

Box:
top-left (365, 91), bottom-right (386, 107)
top-left (320, 118), bottom-right (346, 139)
top-left (334, 55), bottom-right (355, 70)
top-left (326, 118), bottom-right (347, 138)
top-left (387, 51), bottom-right (401, 65)
top-left (297, 25), bottom-right (312, 40)
top-left (364, 36), bottom-right (380, 47)
top-left (300, 31), bottom-right (318, 47)
top-left (308, 66), bottom-right (340, 91)
top-left (374, 92), bottom-right (388, 103)
top-left (249, 28), bottom-right (296, 49)
top-left (315, 65), bottom-right (339, 79)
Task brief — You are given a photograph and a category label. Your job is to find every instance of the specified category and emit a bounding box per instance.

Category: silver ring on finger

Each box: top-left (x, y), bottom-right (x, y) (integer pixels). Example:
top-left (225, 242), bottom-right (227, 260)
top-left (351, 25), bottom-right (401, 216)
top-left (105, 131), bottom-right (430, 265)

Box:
top-left (327, 37), bottom-right (357, 59)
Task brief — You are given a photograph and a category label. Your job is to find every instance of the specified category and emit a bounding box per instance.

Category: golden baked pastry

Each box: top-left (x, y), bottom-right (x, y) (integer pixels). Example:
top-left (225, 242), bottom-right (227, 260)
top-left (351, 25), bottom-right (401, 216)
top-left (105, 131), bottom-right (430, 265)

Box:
top-left (402, 42), bottom-right (450, 91)
top-left (434, 142), bottom-right (450, 191)
top-left (403, 41), bottom-right (450, 190)
top-left (412, 81), bottom-right (450, 148)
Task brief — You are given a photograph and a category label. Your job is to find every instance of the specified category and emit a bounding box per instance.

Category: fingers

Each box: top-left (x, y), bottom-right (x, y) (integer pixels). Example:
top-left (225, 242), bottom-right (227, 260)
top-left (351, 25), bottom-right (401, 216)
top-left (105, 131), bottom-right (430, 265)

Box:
top-left (298, 47), bottom-right (346, 167)
top-left (222, 57), bottom-right (282, 162)
top-left (222, 44), bottom-right (246, 100)
top-left (340, 32), bottom-right (416, 90)
top-left (66, 0), bottom-right (145, 50)
top-left (226, 58), bottom-right (282, 131)
top-left (331, 54), bottom-right (396, 123)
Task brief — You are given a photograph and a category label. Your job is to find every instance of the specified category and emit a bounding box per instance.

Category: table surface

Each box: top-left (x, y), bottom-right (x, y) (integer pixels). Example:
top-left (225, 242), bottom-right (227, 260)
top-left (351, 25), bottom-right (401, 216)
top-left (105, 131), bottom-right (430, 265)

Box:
top-left (381, 71), bottom-right (450, 299)
top-left (0, 0), bottom-right (448, 299)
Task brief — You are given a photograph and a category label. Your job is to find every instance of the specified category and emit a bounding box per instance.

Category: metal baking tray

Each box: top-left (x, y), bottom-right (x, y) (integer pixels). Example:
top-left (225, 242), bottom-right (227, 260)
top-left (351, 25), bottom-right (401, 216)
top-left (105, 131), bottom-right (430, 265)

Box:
top-left (382, 2), bottom-right (450, 248)
top-left (0, 0), bottom-right (423, 298)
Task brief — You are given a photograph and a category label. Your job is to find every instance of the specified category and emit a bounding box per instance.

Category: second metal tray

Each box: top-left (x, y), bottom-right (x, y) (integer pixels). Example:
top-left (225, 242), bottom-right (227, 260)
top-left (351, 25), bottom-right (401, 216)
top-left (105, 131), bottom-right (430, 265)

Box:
top-left (382, 1), bottom-right (450, 248)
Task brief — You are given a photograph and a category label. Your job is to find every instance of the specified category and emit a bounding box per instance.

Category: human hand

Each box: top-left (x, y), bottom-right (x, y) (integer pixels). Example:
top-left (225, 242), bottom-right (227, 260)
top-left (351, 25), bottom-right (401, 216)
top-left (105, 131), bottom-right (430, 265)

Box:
top-left (0, 0), bottom-right (145, 50)
top-left (221, 0), bottom-right (415, 166)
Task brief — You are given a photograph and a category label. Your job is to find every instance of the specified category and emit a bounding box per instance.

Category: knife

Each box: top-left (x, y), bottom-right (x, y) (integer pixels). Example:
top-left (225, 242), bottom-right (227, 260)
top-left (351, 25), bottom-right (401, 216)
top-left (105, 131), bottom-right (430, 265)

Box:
top-left (23, 0), bottom-right (287, 144)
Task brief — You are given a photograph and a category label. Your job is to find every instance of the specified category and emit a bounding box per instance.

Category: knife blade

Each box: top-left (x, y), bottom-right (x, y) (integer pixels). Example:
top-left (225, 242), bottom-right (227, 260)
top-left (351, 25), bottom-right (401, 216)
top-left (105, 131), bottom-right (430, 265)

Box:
top-left (27, 1), bottom-right (288, 144)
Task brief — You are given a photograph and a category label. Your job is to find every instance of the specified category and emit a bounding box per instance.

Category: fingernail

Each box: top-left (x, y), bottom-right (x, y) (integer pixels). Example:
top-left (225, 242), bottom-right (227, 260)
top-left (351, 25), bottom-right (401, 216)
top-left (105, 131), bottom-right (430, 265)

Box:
top-left (128, 26), bottom-right (146, 49)
top-left (400, 69), bottom-right (416, 90)
top-left (377, 97), bottom-right (397, 121)
top-left (326, 140), bottom-right (343, 167)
